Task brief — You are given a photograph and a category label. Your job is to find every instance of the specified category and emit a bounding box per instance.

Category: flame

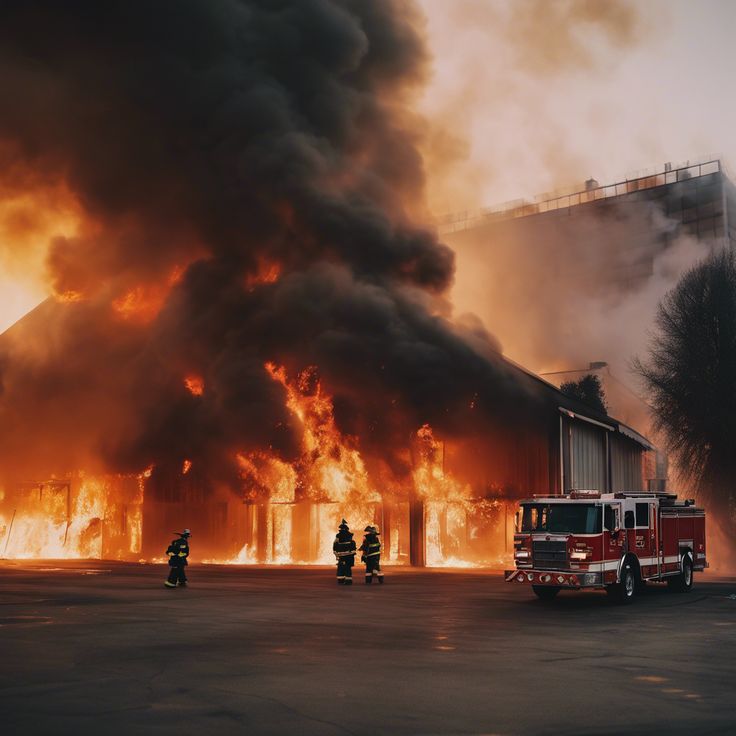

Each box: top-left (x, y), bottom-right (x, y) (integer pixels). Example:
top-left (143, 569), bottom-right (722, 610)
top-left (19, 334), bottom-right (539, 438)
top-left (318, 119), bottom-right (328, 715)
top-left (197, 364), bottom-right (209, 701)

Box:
top-left (245, 259), bottom-right (281, 291)
top-left (112, 286), bottom-right (163, 323)
top-left (1, 364), bottom-right (513, 568)
top-left (205, 364), bottom-right (382, 564)
top-left (56, 290), bottom-right (84, 303)
top-left (184, 375), bottom-right (204, 396)
top-left (112, 265), bottom-right (190, 323)
top-left (207, 366), bottom-right (512, 568)
top-left (413, 424), bottom-right (514, 568)
top-left (0, 170), bottom-right (83, 332)
top-left (0, 472), bottom-right (144, 559)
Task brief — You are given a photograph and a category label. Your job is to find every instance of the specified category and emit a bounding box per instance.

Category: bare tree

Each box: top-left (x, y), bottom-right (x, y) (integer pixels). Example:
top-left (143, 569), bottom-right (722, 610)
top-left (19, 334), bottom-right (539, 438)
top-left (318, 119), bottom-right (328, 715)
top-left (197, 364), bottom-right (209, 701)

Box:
top-left (560, 374), bottom-right (608, 415)
top-left (634, 248), bottom-right (736, 522)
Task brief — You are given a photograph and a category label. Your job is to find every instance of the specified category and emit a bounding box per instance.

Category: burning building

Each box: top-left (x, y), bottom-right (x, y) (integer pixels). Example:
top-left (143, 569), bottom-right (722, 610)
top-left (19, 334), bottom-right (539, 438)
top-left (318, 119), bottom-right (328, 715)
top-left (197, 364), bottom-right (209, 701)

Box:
top-left (0, 2), bottom-right (655, 567)
top-left (0, 299), bottom-right (653, 566)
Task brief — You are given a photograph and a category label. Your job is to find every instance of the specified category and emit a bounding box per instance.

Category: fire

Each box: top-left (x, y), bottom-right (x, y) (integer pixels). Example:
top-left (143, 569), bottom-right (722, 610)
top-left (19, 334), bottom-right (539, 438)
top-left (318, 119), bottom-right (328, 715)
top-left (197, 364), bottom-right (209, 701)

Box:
top-left (184, 375), bottom-right (204, 396)
top-left (0, 170), bottom-right (83, 332)
top-left (112, 265), bottom-right (192, 323)
top-left (112, 286), bottom-right (164, 323)
top-left (205, 365), bottom-right (513, 568)
top-left (0, 363), bottom-right (511, 567)
top-left (245, 259), bottom-right (281, 291)
top-left (413, 424), bottom-right (513, 568)
top-left (264, 363), bottom-right (378, 506)
top-left (213, 363), bottom-right (381, 564)
top-left (0, 473), bottom-right (143, 560)
top-left (56, 290), bottom-right (84, 303)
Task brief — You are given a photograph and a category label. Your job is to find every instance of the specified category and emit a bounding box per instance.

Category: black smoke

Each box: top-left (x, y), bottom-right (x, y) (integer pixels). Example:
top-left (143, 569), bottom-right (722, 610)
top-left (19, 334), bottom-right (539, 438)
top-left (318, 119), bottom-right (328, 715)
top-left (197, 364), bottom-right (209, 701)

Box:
top-left (0, 0), bottom-right (546, 490)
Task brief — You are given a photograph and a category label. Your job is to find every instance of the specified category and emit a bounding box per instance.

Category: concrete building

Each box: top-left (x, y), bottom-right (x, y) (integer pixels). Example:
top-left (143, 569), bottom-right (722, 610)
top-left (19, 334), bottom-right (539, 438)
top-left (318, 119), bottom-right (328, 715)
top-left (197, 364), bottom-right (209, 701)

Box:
top-left (440, 158), bottom-right (736, 440)
top-left (440, 158), bottom-right (736, 284)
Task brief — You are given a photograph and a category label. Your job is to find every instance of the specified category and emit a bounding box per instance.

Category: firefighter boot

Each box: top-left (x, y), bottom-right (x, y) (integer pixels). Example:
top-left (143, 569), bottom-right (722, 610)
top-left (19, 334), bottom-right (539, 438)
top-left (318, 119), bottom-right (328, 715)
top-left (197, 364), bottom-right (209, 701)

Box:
top-left (365, 574), bottom-right (372, 584)
top-left (165, 567), bottom-right (179, 588)
top-left (344, 576), bottom-right (353, 586)
top-left (378, 573), bottom-right (384, 584)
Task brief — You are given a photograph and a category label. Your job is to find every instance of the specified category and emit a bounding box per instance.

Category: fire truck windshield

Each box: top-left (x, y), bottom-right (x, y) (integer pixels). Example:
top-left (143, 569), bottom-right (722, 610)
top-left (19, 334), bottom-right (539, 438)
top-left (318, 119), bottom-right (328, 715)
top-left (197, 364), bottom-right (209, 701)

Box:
top-left (519, 503), bottom-right (601, 534)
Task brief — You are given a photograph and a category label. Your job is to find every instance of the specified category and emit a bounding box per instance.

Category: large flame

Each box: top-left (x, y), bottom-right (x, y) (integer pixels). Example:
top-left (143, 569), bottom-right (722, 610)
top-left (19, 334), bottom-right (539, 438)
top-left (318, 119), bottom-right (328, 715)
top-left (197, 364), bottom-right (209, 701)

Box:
top-left (0, 362), bottom-right (513, 567)
top-left (204, 367), bottom-right (513, 567)
top-left (0, 360), bottom-right (514, 567)
top-left (0, 472), bottom-right (143, 559)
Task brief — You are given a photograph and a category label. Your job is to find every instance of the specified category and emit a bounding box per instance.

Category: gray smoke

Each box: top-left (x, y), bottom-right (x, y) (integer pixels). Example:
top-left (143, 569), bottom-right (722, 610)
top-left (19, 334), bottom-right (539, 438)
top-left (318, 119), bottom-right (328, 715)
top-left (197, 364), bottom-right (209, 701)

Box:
top-left (0, 1), bottom-right (546, 491)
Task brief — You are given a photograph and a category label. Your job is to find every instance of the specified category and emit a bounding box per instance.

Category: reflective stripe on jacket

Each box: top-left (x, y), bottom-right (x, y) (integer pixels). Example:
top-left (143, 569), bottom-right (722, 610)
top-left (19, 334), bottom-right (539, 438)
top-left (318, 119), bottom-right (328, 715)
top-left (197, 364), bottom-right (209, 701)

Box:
top-left (166, 538), bottom-right (189, 563)
top-left (360, 534), bottom-right (381, 557)
top-left (333, 533), bottom-right (356, 561)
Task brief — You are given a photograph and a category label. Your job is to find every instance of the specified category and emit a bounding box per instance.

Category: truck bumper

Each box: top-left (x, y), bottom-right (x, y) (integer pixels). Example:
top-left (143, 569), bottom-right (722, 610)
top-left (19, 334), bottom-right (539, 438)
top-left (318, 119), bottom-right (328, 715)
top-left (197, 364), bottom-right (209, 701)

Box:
top-left (505, 569), bottom-right (604, 589)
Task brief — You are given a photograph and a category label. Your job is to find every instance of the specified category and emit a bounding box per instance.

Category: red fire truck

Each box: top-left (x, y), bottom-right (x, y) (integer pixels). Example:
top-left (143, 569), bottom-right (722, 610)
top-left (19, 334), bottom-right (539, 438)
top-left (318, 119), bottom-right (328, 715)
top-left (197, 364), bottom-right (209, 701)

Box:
top-left (505, 491), bottom-right (707, 603)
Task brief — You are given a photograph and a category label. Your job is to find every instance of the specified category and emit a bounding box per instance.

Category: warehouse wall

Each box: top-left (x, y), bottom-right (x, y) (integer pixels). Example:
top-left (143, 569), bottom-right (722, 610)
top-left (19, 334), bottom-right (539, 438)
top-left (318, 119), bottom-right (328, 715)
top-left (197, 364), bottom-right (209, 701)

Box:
top-left (561, 415), bottom-right (646, 493)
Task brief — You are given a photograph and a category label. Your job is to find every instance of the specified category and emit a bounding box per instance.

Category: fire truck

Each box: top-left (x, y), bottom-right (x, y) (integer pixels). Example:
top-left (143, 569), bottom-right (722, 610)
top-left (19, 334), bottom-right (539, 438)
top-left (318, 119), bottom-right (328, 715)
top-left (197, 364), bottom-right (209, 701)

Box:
top-left (505, 491), bottom-right (707, 603)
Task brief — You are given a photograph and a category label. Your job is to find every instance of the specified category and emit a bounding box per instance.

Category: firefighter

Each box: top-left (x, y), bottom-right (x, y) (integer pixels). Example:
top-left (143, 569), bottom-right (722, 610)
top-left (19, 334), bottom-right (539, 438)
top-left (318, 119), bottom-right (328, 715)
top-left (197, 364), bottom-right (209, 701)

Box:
top-left (333, 519), bottom-right (356, 585)
top-left (360, 525), bottom-right (384, 584)
top-left (164, 529), bottom-right (191, 588)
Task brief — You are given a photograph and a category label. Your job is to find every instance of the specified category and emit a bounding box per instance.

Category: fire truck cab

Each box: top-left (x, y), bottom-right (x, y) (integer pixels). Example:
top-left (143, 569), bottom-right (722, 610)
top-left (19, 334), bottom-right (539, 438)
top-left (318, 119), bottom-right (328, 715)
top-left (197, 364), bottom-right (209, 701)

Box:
top-left (505, 491), bottom-right (707, 603)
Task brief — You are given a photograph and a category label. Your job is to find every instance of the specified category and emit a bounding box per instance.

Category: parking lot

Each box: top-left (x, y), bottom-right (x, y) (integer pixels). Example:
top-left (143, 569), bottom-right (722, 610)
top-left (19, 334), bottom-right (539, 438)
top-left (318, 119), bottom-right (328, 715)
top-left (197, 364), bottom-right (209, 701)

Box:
top-left (1, 562), bottom-right (734, 735)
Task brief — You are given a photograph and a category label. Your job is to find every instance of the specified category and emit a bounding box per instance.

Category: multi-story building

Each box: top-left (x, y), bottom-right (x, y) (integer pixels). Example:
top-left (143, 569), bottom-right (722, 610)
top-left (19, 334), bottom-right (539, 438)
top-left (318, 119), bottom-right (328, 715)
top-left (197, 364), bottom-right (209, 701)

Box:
top-left (440, 158), bottom-right (735, 435)
top-left (441, 158), bottom-right (735, 282)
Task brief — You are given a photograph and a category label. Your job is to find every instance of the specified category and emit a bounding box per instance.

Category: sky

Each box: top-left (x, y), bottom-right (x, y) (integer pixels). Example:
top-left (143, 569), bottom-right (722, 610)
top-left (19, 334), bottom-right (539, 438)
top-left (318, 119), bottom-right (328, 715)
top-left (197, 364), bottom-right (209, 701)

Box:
top-left (1, 0), bottom-right (735, 333)
top-left (417, 0), bottom-right (736, 214)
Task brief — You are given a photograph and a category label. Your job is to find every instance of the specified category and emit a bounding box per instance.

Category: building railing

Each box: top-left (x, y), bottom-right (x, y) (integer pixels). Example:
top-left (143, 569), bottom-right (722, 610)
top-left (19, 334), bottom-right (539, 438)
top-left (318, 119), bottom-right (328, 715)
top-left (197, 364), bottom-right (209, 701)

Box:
top-left (437, 158), bottom-right (724, 235)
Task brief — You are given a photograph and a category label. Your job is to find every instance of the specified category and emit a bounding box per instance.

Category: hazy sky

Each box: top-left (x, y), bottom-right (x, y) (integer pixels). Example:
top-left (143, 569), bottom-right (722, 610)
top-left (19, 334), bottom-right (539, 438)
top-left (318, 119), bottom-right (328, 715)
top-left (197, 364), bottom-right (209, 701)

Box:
top-left (418, 0), bottom-right (736, 213)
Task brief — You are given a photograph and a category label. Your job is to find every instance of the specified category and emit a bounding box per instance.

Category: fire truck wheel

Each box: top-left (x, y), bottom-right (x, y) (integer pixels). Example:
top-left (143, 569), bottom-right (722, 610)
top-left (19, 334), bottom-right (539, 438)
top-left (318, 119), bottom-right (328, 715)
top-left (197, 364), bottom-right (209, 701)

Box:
top-left (607, 565), bottom-right (636, 604)
top-left (532, 585), bottom-right (560, 600)
top-left (667, 554), bottom-right (694, 593)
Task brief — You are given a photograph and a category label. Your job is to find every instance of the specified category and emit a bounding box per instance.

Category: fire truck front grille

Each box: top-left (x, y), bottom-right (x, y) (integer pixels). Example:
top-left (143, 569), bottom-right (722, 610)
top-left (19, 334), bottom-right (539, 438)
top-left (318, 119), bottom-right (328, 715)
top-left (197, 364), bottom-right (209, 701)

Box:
top-left (532, 540), bottom-right (568, 569)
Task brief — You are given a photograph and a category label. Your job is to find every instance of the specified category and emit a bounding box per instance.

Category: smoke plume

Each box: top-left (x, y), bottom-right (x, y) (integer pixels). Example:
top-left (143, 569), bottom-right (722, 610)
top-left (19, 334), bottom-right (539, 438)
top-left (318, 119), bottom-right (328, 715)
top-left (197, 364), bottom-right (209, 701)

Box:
top-left (0, 1), bottom-right (543, 490)
top-left (417, 0), bottom-right (650, 213)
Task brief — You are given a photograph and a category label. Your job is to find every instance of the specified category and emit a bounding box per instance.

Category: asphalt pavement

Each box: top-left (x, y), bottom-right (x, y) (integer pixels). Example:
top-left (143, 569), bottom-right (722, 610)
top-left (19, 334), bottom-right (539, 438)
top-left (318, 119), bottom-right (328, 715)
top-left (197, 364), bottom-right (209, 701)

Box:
top-left (0, 562), bottom-right (734, 735)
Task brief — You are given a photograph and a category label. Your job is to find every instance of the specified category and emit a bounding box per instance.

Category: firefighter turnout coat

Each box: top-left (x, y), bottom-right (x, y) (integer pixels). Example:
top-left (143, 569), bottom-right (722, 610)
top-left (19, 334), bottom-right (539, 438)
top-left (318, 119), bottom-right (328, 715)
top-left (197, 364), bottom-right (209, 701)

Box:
top-left (167, 537), bottom-right (190, 567)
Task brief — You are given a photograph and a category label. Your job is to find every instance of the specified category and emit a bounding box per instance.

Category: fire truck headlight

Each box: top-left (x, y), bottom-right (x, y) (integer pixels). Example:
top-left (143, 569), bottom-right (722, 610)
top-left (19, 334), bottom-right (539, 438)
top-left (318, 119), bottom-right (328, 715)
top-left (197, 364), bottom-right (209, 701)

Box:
top-left (570, 550), bottom-right (590, 560)
top-left (514, 550), bottom-right (530, 559)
